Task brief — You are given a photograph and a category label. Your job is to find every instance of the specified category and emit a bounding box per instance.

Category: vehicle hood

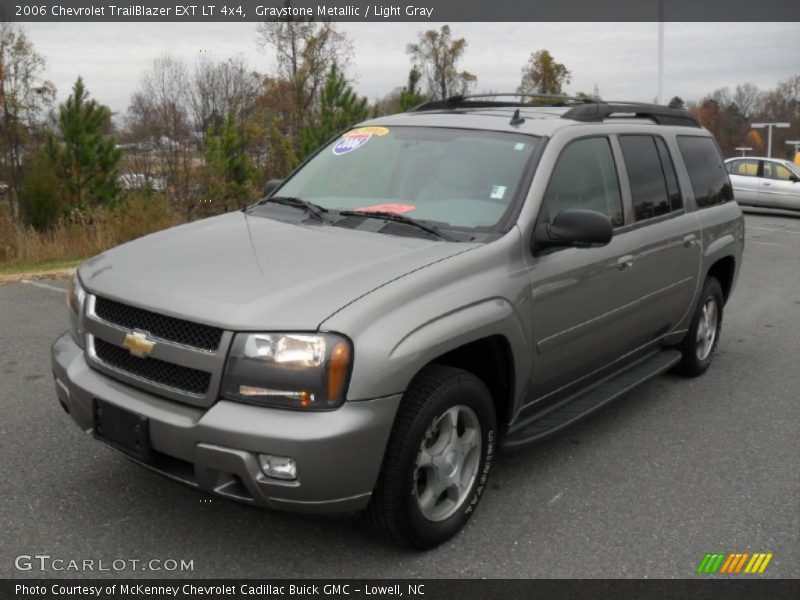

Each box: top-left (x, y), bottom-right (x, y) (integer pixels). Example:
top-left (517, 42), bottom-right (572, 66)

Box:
top-left (79, 211), bottom-right (476, 331)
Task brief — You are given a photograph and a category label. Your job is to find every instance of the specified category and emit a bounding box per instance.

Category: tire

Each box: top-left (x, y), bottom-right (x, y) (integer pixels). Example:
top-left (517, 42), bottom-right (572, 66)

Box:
top-left (365, 364), bottom-right (497, 550)
top-left (673, 276), bottom-right (724, 377)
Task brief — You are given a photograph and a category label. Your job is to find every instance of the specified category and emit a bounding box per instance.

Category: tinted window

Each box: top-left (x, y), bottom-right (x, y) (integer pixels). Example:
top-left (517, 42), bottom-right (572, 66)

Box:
top-left (543, 137), bottom-right (623, 227)
top-left (619, 135), bottom-right (671, 221)
top-left (727, 159), bottom-right (759, 177)
top-left (763, 161), bottom-right (795, 181)
top-left (677, 136), bottom-right (733, 208)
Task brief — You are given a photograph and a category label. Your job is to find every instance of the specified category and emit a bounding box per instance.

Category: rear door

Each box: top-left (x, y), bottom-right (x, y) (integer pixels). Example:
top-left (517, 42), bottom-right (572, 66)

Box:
top-left (726, 158), bottom-right (761, 205)
top-left (759, 160), bottom-right (800, 210)
top-left (615, 134), bottom-right (702, 344)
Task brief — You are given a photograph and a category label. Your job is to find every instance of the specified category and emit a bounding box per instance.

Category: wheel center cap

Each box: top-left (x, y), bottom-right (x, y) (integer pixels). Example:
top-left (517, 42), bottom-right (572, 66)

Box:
top-left (444, 452), bottom-right (457, 473)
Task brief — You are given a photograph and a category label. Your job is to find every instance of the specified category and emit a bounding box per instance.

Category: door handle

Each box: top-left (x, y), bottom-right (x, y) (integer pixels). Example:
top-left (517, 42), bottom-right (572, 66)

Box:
top-left (683, 234), bottom-right (698, 248)
top-left (763, 182), bottom-right (771, 186)
top-left (616, 255), bottom-right (634, 270)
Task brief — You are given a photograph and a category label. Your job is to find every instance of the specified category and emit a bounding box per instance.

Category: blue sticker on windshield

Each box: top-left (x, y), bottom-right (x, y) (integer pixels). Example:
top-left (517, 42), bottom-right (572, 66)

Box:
top-left (332, 127), bottom-right (390, 156)
top-left (333, 133), bottom-right (371, 156)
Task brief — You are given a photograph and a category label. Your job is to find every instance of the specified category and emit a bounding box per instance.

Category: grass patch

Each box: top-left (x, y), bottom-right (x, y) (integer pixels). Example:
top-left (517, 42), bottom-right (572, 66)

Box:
top-left (0, 258), bottom-right (85, 276)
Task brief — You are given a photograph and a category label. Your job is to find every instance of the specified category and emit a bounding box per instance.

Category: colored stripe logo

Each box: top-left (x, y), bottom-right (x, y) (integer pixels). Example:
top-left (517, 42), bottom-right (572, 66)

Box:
top-left (696, 552), bottom-right (773, 574)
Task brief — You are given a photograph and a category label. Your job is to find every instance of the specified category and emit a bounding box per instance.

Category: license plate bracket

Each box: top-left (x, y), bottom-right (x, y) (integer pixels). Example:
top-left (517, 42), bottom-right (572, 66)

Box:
top-left (93, 398), bottom-right (152, 463)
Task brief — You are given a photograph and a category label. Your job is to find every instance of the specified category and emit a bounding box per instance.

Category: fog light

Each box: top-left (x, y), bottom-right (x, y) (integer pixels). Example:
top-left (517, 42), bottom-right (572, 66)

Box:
top-left (259, 454), bottom-right (297, 480)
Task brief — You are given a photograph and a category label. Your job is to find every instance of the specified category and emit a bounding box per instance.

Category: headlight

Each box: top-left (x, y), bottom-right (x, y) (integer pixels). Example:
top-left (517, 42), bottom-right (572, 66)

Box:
top-left (221, 333), bottom-right (352, 410)
top-left (66, 273), bottom-right (86, 347)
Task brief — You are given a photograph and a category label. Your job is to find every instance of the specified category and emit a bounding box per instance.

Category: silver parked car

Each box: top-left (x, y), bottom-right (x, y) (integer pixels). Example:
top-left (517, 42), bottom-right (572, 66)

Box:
top-left (53, 95), bottom-right (744, 549)
top-left (725, 156), bottom-right (800, 211)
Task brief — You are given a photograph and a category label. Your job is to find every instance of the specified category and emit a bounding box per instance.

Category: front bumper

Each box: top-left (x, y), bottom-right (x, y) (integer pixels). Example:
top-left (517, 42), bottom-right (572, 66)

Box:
top-left (51, 332), bottom-right (400, 514)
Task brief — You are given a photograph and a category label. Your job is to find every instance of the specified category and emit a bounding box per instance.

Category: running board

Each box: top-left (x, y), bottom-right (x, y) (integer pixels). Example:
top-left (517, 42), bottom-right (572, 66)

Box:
top-left (501, 349), bottom-right (682, 450)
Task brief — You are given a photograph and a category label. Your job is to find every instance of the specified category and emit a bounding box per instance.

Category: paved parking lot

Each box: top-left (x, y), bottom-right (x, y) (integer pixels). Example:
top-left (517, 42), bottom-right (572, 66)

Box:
top-left (1, 212), bottom-right (798, 578)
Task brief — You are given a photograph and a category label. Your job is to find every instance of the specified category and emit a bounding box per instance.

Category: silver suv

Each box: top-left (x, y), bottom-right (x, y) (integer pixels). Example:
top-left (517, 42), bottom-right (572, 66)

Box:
top-left (53, 95), bottom-right (744, 549)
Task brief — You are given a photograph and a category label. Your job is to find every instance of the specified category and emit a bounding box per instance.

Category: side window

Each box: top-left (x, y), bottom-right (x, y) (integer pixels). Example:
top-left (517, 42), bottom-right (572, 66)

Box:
top-left (619, 135), bottom-right (671, 221)
top-left (542, 137), bottom-right (623, 227)
top-left (763, 161), bottom-right (794, 181)
top-left (655, 137), bottom-right (683, 211)
top-left (677, 136), bottom-right (733, 208)
top-left (727, 159), bottom-right (759, 177)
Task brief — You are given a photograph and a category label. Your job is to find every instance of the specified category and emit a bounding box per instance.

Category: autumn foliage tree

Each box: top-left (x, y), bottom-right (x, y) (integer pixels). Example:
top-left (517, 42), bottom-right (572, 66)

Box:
top-left (518, 50), bottom-right (571, 97)
top-left (407, 25), bottom-right (476, 100)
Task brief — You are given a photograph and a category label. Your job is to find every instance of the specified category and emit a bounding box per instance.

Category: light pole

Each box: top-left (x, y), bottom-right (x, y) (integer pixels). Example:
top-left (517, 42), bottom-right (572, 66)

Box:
top-left (751, 122), bottom-right (790, 158)
top-left (735, 147), bottom-right (753, 157)
top-left (656, 0), bottom-right (664, 105)
top-left (787, 140), bottom-right (800, 160)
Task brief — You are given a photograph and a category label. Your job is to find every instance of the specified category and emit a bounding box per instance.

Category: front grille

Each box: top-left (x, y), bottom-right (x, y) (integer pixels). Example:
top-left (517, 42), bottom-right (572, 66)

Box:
top-left (95, 297), bottom-right (222, 351)
top-left (94, 338), bottom-right (211, 395)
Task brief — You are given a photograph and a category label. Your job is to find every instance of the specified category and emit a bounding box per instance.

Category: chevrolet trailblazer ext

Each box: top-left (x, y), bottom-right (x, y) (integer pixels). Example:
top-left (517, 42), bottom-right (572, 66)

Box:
top-left (53, 95), bottom-right (744, 549)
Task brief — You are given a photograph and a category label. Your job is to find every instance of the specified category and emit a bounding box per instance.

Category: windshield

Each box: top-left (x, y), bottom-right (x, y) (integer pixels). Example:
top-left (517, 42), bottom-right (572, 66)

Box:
top-left (275, 126), bottom-right (541, 232)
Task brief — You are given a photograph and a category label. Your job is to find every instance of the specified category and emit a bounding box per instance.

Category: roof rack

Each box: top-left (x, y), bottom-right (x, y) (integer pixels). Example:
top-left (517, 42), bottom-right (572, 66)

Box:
top-left (412, 93), bottom-right (596, 112)
top-left (410, 93), bottom-right (701, 128)
top-left (561, 102), bottom-right (701, 127)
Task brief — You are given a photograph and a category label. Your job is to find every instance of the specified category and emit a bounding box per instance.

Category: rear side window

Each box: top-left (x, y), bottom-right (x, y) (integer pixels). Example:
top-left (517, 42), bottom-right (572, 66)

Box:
top-left (542, 137), bottom-right (624, 227)
top-left (619, 135), bottom-right (672, 221)
top-left (677, 136), bottom-right (733, 208)
top-left (727, 159), bottom-right (759, 177)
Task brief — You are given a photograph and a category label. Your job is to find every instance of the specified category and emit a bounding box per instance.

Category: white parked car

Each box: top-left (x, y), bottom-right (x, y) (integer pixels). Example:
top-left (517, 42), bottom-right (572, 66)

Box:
top-left (725, 157), bottom-right (800, 211)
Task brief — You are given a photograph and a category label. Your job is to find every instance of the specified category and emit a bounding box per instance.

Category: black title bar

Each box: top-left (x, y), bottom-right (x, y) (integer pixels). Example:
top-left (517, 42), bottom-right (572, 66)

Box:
top-left (2, 0), bottom-right (799, 22)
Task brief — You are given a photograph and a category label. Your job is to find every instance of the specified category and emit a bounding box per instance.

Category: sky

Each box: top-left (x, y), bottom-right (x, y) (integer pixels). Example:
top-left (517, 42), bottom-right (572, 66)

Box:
top-left (22, 21), bottom-right (800, 119)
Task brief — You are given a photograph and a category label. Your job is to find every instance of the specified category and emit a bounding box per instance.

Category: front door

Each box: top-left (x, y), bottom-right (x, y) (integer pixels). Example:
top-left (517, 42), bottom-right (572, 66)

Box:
top-left (526, 136), bottom-right (642, 401)
top-left (760, 160), bottom-right (800, 210)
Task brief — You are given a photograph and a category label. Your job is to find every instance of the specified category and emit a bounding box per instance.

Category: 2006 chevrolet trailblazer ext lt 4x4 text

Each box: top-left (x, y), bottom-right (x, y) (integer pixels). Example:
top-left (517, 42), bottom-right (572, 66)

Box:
top-left (53, 94), bottom-right (744, 549)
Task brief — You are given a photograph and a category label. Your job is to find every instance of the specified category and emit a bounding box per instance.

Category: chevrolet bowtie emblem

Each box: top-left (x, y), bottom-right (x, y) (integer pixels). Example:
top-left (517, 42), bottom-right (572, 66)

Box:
top-left (123, 331), bottom-right (156, 358)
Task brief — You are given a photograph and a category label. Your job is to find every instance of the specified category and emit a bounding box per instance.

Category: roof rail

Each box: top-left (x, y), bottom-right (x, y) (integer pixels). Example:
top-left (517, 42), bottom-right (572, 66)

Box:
top-left (562, 102), bottom-right (701, 127)
top-left (412, 92), bottom-right (597, 112)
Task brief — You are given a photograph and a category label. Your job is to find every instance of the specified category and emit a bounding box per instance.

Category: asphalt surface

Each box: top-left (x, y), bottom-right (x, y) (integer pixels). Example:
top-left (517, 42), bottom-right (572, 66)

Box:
top-left (1, 211), bottom-right (798, 579)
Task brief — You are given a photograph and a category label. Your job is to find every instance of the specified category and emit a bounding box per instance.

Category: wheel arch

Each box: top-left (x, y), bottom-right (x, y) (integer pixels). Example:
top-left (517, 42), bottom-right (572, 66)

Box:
top-left (706, 254), bottom-right (737, 303)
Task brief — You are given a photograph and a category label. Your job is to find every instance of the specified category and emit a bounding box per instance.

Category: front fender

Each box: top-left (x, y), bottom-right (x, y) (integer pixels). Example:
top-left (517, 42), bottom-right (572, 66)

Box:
top-left (323, 230), bottom-right (533, 406)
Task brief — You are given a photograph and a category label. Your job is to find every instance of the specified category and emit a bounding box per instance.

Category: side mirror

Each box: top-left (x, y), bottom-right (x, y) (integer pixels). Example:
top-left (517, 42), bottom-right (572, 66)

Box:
top-left (534, 209), bottom-right (613, 251)
top-left (790, 174), bottom-right (800, 183)
top-left (263, 179), bottom-right (284, 197)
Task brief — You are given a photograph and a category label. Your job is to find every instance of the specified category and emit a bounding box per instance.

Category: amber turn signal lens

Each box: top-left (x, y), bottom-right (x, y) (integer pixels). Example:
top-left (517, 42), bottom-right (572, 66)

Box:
top-left (327, 342), bottom-right (351, 403)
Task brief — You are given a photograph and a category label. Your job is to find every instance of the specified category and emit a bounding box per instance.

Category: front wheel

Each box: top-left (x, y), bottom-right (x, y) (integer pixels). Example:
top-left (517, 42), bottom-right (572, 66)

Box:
top-left (674, 276), bottom-right (724, 377)
top-left (365, 365), bottom-right (496, 550)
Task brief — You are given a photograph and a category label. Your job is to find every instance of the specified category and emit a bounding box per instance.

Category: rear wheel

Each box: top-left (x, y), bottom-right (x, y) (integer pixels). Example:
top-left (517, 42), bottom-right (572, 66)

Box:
top-left (674, 277), bottom-right (724, 377)
top-left (365, 365), bottom-right (496, 550)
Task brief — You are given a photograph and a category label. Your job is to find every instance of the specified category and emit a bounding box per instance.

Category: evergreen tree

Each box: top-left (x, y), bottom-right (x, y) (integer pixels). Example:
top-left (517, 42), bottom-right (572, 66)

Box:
top-left (668, 96), bottom-right (686, 110)
top-left (47, 77), bottom-right (120, 211)
top-left (399, 67), bottom-right (429, 111)
top-left (203, 111), bottom-right (256, 212)
top-left (299, 63), bottom-right (369, 160)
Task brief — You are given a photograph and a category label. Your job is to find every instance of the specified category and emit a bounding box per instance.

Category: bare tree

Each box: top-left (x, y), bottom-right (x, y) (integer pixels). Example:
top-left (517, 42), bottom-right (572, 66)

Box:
top-left (127, 54), bottom-right (201, 218)
top-left (733, 83), bottom-right (762, 118)
top-left (0, 23), bottom-right (55, 219)
top-left (407, 25), bottom-right (476, 100)
top-left (190, 56), bottom-right (260, 135)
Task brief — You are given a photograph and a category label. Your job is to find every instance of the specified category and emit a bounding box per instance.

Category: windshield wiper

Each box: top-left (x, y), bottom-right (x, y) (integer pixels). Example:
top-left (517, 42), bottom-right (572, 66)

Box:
top-left (339, 210), bottom-right (452, 241)
top-left (260, 196), bottom-right (331, 224)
